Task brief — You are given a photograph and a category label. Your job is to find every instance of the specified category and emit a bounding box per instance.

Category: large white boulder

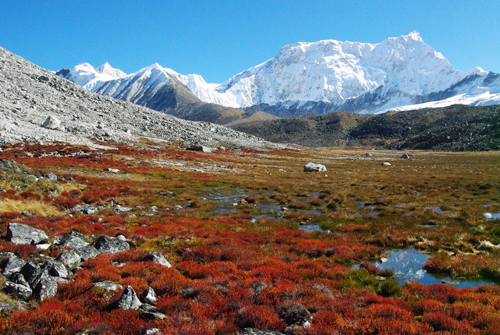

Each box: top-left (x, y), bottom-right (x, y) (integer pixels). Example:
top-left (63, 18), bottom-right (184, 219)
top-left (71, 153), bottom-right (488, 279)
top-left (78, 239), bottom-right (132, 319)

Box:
top-left (304, 162), bottom-right (326, 172)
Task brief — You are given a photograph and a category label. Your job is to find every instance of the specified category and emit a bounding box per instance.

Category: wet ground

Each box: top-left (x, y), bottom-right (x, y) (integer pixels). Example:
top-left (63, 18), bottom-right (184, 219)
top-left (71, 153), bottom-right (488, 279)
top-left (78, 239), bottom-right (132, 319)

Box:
top-left (361, 249), bottom-right (495, 288)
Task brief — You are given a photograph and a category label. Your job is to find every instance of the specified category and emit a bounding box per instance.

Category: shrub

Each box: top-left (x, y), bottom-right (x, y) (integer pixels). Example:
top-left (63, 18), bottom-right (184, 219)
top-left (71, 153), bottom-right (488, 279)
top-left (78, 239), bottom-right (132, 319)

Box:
top-left (378, 279), bottom-right (402, 297)
top-left (422, 311), bottom-right (461, 332)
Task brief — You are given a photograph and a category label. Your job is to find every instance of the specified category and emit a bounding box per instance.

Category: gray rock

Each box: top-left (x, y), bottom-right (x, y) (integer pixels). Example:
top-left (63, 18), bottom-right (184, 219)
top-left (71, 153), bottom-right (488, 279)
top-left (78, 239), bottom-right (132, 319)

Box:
top-left (303, 162), bottom-right (327, 172)
top-left (45, 172), bottom-right (58, 181)
top-left (58, 230), bottom-right (89, 249)
top-left (381, 162), bottom-right (392, 166)
top-left (139, 303), bottom-right (165, 319)
top-left (141, 287), bottom-right (158, 305)
top-left (400, 153), bottom-right (410, 159)
top-left (75, 245), bottom-right (100, 261)
top-left (93, 235), bottom-right (130, 254)
top-left (42, 115), bottom-right (61, 130)
top-left (116, 286), bottom-right (142, 310)
top-left (5, 280), bottom-right (33, 301)
top-left (0, 253), bottom-right (26, 277)
top-left (20, 262), bottom-right (42, 286)
top-left (6, 222), bottom-right (49, 245)
top-left (144, 328), bottom-right (163, 335)
top-left (56, 249), bottom-right (81, 269)
top-left (36, 243), bottom-right (51, 250)
top-left (237, 329), bottom-right (285, 335)
top-left (92, 281), bottom-right (123, 291)
top-left (113, 205), bottom-right (132, 213)
top-left (173, 205), bottom-right (183, 210)
top-left (116, 235), bottom-right (127, 242)
top-left (33, 278), bottom-right (58, 301)
top-left (144, 252), bottom-right (172, 268)
top-left (186, 145), bottom-right (211, 153)
top-left (9, 272), bottom-right (30, 287)
top-left (59, 235), bottom-right (89, 249)
top-left (40, 260), bottom-right (69, 278)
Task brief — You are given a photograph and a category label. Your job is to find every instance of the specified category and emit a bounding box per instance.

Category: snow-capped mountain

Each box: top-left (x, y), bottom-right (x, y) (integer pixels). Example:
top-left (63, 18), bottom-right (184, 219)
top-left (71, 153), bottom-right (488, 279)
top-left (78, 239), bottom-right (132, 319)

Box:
top-left (56, 32), bottom-right (500, 117)
top-left (56, 62), bottom-right (126, 90)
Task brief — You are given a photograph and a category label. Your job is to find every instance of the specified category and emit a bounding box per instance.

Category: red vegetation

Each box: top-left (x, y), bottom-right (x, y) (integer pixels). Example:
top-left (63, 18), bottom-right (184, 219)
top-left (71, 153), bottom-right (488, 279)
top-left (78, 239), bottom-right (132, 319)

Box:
top-left (1, 142), bottom-right (500, 334)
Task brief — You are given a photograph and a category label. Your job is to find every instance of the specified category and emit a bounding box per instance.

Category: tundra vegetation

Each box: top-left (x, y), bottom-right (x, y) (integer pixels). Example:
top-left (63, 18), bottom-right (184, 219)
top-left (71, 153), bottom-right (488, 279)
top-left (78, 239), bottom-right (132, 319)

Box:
top-left (0, 141), bottom-right (499, 334)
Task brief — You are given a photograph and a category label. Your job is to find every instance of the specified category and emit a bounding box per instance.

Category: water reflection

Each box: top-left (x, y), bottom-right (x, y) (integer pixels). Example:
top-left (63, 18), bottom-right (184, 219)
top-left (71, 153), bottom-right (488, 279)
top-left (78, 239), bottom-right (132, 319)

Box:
top-left (484, 212), bottom-right (500, 220)
top-left (368, 249), bottom-right (495, 288)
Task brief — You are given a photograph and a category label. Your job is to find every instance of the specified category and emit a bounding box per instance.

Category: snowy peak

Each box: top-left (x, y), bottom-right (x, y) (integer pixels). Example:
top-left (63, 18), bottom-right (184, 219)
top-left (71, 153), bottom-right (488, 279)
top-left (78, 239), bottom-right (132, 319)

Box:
top-left (56, 32), bottom-right (500, 117)
top-left (97, 62), bottom-right (127, 78)
top-left (56, 62), bottom-right (127, 90)
top-left (215, 31), bottom-right (466, 108)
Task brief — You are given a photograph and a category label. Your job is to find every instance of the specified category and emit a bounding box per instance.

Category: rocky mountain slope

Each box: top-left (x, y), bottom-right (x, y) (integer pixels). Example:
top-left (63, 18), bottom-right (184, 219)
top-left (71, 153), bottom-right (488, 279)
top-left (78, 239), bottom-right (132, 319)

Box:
top-left (58, 32), bottom-right (500, 117)
top-left (231, 105), bottom-right (500, 151)
top-left (0, 47), bottom-right (281, 150)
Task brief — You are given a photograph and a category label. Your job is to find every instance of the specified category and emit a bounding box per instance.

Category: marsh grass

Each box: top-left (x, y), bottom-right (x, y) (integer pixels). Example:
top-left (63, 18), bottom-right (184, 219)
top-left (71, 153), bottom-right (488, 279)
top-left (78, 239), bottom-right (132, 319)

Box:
top-left (0, 198), bottom-right (64, 216)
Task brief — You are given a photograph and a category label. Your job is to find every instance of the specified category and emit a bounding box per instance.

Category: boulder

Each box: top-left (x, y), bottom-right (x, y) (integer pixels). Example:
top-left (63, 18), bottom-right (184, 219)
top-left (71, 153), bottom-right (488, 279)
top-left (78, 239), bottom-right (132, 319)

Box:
top-left (75, 245), bottom-right (100, 261)
top-left (56, 249), bottom-right (81, 269)
top-left (143, 252), bottom-right (172, 268)
top-left (237, 329), bottom-right (285, 335)
top-left (113, 205), bottom-right (132, 213)
top-left (0, 253), bottom-right (26, 277)
top-left (5, 280), bottom-right (33, 301)
top-left (20, 262), bottom-right (42, 286)
top-left (139, 303), bottom-right (166, 320)
top-left (40, 260), bottom-right (69, 278)
top-left (400, 154), bottom-right (410, 159)
top-left (6, 222), bottom-right (48, 245)
top-left (42, 115), bottom-right (61, 130)
top-left (381, 162), bottom-right (392, 166)
top-left (58, 230), bottom-right (89, 249)
top-left (9, 272), bottom-right (30, 287)
top-left (36, 244), bottom-right (51, 250)
top-left (33, 278), bottom-right (58, 301)
top-left (144, 328), bottom-right (163, 335)
top-left (303, 162), bottom-right (326, 172)
top-left (93, 235), bottom-right (130, 254)
top-left (72, 204), bottom-right (97, 215)
top-left (92, 281), bottom-right (123, 291)
top-left (186, 145), bottom-right (211, 153)
top-left (115, 286), bottom-right (142, 310)
top-left (141, 287), bottom-right (158, 305)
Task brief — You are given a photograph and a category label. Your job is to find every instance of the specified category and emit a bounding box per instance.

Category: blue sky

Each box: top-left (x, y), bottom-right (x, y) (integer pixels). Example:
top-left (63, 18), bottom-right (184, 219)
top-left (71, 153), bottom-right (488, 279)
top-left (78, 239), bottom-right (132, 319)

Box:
top-left (1, 0), bottom-right (498, 83)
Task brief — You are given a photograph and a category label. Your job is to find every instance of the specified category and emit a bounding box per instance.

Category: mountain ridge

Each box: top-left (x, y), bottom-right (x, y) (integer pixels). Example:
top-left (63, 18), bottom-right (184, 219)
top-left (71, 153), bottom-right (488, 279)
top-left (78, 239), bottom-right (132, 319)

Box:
top-left (230, 105), bottom-right (500, 151)
top-left (56, 32), bottom-right (500, 117)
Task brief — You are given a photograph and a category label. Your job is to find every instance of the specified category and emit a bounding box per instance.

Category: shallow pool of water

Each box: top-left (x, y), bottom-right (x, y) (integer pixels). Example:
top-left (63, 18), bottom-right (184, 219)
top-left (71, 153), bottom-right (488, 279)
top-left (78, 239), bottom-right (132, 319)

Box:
top-left (364, 249), bottom-right (495, 288)
top-left (298, 224), bottom-right (330, 233)
top-left (484, 212), bottom-right (500, 220)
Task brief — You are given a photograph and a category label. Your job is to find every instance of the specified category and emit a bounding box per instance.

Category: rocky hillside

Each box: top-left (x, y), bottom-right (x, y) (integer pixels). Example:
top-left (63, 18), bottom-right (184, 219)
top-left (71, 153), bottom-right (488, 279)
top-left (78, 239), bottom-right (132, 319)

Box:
top-left (0, 47), bottom-right (282, 150)
top-left (231, 105), bottom-right (500, 151)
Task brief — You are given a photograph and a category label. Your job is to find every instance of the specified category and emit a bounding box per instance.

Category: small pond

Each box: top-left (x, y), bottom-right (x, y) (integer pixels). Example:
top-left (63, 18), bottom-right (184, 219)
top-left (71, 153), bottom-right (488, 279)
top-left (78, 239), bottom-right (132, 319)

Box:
top-left (298, 224), bottom-right (330, 233)
top-left (484, 212), bottom-right (500, 220)
top-left (361, 249), bottom-right (495, 288)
